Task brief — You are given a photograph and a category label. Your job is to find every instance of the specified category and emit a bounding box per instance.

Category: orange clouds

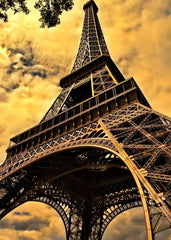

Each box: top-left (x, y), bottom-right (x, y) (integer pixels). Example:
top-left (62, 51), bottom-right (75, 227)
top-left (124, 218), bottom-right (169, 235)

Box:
top-left (0, 0), bottom-right (170, 164)
top-left (0, 202), bottom-right (65, 240)
top-left (99, 0), bottom-right (171, 117)
top-left (103, 207), bottom-right (171, 240)
top-left (103, 207), bottom-right (146, 240)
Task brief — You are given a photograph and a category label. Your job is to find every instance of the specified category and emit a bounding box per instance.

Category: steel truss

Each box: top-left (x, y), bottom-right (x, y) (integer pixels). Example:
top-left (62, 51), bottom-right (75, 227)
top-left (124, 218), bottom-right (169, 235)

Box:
top-left (0, 103), bottom-right (170, 239)
top-left (72, 0), bottom-right (109, 72)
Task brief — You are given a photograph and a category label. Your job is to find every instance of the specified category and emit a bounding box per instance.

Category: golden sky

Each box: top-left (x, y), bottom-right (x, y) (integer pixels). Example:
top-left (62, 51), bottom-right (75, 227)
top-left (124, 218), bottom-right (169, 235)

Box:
top-left (0, 0), bottom-right (171, 239)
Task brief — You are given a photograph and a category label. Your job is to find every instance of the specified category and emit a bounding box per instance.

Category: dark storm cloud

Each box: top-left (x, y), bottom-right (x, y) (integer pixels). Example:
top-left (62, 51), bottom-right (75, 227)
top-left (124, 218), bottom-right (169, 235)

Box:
top-left (0, 216), bottom-right (49, 231)
top-left (14, 217), bottom-right (49, 231)
top-left (3, 42), bottom-right (63, 85)
top-left (0, 202), bottom-right (66, 240)
top-left (22, 212), bottom-right (30, 216)
top-left (6, 44), bottom-right (47, 80)
top-left (8, 42), bottom-right (34, 67)
top-left (8, 48), bottom-right (25, 56)
top-left (19, 236), bottom-right (33, 240)
top-left (13, 211), bottom-right (22, 216)
top-left (22, 67), bottom-right (47, 78)
top-left (13, 211), bottom-right (30, 216)
top-left (2, 83), bottom-right (20, 92)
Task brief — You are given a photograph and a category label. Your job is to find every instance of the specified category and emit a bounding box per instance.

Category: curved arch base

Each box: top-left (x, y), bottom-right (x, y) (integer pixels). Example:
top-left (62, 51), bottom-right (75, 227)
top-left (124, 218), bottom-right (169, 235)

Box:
top-left (0, 103), bottom-right (171, 239)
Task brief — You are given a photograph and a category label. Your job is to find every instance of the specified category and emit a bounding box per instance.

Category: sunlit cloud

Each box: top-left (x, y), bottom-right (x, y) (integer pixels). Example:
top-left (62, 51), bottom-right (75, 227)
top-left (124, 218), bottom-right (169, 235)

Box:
top-left (103, 207), bottom-right (171, 240)
top-left (100, 0), bottom-right (171, 116)
top-left (103, 208), bottom-right (146, 240)
top-left (0, 202), bottom-right (65, 240)
top-left (0, 0), bottom-right (170, 163)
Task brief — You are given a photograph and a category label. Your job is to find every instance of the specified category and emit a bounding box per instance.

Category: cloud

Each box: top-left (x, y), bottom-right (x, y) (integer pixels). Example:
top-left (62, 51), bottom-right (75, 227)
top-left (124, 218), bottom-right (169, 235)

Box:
top-left (18, 236), bottom-right (35, 240)
top-left (0, 213), bottom-right (49, 231)
top-left (0, 1), bottom-right (87, 165)
top-left (0, 0), bottom-right (170, 164)
top-left (13, 212), bottom-right (22, 216)
top-left (100, 0), bottom-right (171, 117)
top-left (156, 230), bottom-right (171, 240)
top-left (0, 202), bottom-right (65, 240)
top-left (103, 207), bottom-right (146, 240)
top-left (13, 217), bottom-right (49, 231)
top-left (0, 19), bottom-right (70, 163)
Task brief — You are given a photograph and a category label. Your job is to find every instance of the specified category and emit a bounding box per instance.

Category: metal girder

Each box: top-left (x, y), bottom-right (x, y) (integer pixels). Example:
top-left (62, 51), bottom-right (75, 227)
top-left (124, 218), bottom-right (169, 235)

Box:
top-left (72, 1), bottom-right (109, 72)
top-left (0, 103), bottom-right (170, 239)
top-left (41, 84), bottom-right (75, 122)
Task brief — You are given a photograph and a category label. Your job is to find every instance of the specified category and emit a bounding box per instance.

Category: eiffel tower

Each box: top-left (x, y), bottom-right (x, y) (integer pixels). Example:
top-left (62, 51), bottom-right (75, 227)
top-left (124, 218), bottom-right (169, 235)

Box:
top-left (0, 1), bottom-right (170, 239)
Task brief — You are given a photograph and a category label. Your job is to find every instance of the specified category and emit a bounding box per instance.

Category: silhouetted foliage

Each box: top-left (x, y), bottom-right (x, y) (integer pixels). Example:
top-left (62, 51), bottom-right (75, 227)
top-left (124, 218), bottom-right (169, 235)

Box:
top-left (0, 0), bottom-right (74, 28)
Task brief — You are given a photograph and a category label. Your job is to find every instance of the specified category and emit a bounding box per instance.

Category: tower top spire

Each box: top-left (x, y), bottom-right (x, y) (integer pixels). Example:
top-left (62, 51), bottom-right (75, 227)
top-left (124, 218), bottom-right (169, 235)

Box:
top-left (83, 0), bottom-right (98, 13)
top-left (71, 0), bottom-right (109, 72)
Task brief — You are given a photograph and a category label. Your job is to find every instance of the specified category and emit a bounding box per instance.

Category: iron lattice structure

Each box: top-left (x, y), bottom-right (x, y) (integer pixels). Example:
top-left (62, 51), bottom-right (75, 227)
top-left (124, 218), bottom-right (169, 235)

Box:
top-left (0, 1), bottom-right (170, 239)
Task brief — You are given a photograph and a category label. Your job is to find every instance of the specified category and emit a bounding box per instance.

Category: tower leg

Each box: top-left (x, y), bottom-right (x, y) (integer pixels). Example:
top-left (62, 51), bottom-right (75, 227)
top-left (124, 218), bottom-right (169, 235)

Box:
top-left (66, 201), bottom-right (103, 240)
top-left (99, 119), bottom-right (154, 240)
top-left (133, 173), bottom-right (154, 240)
top-left (81, 202), bottom-right (92, 240)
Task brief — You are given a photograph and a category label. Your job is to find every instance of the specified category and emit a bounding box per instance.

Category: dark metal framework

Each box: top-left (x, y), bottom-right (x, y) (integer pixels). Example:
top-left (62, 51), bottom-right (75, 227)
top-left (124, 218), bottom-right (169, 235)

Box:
top-left (0, 1), bottom-right (170, 239)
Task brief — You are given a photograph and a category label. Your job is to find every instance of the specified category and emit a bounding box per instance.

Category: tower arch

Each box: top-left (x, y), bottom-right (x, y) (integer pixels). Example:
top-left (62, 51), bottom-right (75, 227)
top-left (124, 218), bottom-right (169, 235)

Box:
top-left (102, 207), bottom-right (147, 240)
top-left (0, 201), bottom-right (66, 240)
